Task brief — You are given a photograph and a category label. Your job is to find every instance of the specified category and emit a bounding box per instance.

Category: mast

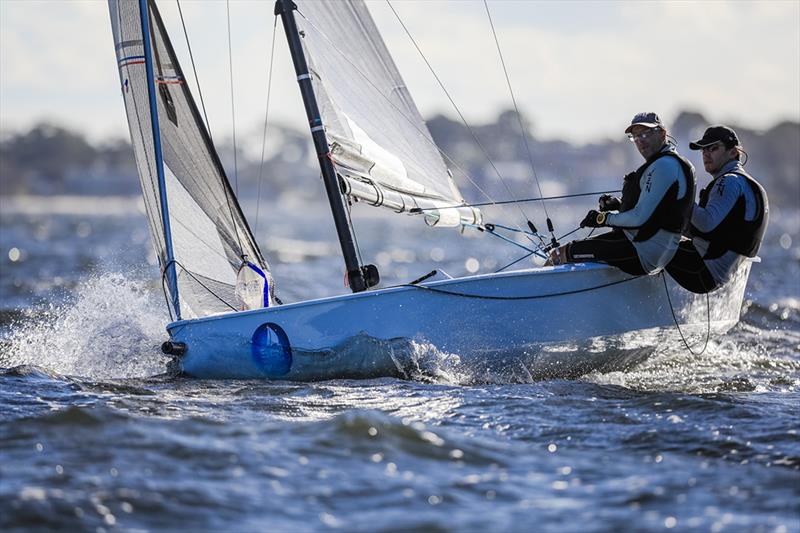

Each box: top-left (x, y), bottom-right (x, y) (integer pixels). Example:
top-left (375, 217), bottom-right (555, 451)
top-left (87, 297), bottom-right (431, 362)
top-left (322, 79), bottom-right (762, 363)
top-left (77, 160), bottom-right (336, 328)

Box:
top-left (139, 0), bottom-right (181, 319)
top-left (274, 0), bottom-right (378, 293)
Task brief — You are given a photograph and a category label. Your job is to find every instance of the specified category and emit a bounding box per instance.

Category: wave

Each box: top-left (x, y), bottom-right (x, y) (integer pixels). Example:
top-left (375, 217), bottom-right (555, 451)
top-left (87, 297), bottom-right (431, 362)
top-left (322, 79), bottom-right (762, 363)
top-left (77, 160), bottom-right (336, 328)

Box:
top-left (586, 322), bottom-right (800, 393)
top-left (292, 409), bottom-right (508, 467)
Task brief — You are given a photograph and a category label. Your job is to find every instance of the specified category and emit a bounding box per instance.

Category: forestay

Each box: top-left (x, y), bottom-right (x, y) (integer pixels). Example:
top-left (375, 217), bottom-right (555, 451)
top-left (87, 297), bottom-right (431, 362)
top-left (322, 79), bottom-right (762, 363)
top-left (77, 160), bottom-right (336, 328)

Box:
top-left (294, 0), bottom-right (481, 228)
top-left (108, 0), bottom-right (272, 319)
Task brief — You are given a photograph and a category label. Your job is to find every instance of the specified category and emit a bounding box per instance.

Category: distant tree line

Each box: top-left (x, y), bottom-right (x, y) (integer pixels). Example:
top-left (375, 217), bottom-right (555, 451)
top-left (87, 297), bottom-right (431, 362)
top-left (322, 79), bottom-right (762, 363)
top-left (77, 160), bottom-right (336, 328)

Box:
top-left (1, 111), bottom-right (797, 207)
top-left (0, 123), bottom-right (137, 196)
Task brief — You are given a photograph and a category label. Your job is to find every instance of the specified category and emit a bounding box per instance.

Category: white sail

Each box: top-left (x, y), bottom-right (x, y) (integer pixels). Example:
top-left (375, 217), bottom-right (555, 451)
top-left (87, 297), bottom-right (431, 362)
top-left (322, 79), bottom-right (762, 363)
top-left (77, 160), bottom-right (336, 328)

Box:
top-left (108, 0), bottom-right (273, 319)
top-left (294, 0), bottom-right (481, 227)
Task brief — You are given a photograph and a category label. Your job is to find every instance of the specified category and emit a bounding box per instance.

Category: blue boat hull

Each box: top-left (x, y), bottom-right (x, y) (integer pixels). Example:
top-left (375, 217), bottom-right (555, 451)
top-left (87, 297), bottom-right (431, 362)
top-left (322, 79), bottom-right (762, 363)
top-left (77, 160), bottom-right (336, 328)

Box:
top-left (167, 263), bottom-right (751, 380)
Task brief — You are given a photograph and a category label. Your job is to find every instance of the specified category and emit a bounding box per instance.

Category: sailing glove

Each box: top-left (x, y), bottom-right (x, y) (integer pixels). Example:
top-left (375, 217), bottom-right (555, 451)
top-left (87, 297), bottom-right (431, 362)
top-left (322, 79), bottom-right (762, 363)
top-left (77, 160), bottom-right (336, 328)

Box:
top-left (598, 194), bottom-right (621, 211)
top-left (698, 185), bottom-right (710, 206)
top-left (580, 209), bottom-right (608, 228)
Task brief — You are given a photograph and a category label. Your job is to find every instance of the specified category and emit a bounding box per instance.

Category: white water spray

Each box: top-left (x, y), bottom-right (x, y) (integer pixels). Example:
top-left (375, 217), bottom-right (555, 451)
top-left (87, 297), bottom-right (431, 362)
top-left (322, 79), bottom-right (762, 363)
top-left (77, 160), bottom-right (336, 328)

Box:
top-left (0, 272), bottom-right (169, 379)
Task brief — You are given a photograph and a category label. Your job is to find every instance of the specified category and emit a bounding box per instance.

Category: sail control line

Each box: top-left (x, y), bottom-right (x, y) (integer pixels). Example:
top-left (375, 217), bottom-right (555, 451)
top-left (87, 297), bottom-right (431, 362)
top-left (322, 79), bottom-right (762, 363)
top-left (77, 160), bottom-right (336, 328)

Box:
top-left (275, 0), bottom-right (378, 293)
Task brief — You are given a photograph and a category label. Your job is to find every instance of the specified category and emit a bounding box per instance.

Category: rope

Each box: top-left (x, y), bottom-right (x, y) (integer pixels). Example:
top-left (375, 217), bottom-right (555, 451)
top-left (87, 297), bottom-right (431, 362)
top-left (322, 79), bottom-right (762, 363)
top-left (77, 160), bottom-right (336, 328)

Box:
top-left (478, 224), bottom-right (545, 258)
top-left (255, 15), bottom-right (279, 238)
top-left (225, 0), bottom-right (239, 195)
top-left (385, 0), bottom-right (537, 242)
top-left (403, 274), bottom-right (638, 300)
top-left (412, 189), bottom-right (622, 213)
top-left (661, 272), bottom-right (711, 355)
top-left (483, 0), bottom-right (556, 245)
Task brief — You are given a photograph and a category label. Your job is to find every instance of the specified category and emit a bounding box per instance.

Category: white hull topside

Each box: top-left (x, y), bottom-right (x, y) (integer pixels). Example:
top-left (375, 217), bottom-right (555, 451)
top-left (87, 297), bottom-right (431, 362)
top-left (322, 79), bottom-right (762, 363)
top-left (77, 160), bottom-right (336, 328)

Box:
top-left (167, 262), bottom-right (752, 381)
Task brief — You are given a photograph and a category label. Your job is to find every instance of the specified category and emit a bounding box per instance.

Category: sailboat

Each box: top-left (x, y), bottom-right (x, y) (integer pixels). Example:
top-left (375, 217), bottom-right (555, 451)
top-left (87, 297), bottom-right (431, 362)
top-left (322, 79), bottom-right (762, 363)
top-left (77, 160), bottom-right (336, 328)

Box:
top-left (108, 0), bottom-right (753, 380)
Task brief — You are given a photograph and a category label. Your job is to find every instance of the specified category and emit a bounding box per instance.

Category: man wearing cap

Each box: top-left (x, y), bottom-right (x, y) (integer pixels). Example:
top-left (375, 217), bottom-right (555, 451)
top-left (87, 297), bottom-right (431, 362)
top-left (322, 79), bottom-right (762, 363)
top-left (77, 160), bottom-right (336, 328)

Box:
top-left (665, 125), bottom-right (769, 293)
top-left (547, 112), bottom-right (695, 276)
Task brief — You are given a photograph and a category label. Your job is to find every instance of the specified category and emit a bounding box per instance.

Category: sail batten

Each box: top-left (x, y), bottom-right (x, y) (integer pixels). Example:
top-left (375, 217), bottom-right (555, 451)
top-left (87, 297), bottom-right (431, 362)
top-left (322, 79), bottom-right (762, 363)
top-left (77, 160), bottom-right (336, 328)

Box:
top-left (294, 0), bottom-right (481, 227)
top-left (109, 0), bottom-right (272, 319)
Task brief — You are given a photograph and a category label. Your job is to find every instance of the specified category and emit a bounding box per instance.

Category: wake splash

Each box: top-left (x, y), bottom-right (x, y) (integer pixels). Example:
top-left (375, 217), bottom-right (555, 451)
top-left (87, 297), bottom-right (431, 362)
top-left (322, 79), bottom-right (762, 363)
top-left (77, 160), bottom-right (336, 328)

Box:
top-left (392, 298), bottom-right (800, 389)
top-left (0, 273), bottom-right (168, 380)
top-left (586, 303), bottom-right (800, 394)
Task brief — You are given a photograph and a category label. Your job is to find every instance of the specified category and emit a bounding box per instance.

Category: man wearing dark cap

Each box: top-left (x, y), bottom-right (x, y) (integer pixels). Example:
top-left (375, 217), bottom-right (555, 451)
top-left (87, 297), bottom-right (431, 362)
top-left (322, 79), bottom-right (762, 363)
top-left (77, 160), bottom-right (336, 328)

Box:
top-left (665, 125), bottom-right (769, 293)
top-left (547, 112), bottom-right (695, 276)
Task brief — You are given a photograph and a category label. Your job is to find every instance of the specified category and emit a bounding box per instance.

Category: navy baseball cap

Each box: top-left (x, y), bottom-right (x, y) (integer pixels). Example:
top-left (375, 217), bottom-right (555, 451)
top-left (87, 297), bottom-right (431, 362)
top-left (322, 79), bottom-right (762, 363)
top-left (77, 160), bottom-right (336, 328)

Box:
top-left (689, 125), bottom-right (740, 150)
top-left (625, 112), bottom-right (664, 134)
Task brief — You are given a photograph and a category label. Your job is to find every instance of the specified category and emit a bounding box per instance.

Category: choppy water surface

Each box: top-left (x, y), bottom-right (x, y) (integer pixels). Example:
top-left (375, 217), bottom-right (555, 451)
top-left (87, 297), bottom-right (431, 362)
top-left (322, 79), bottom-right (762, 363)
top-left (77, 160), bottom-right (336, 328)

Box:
top-left (1, 198), bottom-right (798, 532)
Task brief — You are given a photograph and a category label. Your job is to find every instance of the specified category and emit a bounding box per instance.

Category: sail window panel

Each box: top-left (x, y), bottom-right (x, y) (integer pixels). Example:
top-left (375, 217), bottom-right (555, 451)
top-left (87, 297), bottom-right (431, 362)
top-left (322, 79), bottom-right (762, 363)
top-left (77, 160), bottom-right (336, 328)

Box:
top-left (295, 0), bottom-right (468, 208)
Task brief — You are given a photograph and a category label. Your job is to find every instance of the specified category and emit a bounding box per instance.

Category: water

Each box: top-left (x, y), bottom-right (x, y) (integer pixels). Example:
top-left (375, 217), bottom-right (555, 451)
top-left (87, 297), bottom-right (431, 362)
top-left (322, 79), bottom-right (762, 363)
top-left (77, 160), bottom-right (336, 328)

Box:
top-left (1, 196), bottom-right (798, 532)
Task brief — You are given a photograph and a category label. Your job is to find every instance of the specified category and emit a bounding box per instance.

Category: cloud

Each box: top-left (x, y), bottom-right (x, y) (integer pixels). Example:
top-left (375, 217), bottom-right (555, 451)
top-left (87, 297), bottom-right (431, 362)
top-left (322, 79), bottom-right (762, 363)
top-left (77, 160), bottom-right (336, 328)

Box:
top-left (1, 0), bottom-right (798, 143)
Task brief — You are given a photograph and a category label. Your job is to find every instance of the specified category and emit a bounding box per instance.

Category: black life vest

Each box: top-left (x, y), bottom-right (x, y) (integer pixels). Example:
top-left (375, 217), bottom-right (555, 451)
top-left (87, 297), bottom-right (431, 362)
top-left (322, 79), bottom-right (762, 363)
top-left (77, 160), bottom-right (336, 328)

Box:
top-left (617, 150), bottom-right (696, 242)
top-left (691, 169), bottom-right (768, 259)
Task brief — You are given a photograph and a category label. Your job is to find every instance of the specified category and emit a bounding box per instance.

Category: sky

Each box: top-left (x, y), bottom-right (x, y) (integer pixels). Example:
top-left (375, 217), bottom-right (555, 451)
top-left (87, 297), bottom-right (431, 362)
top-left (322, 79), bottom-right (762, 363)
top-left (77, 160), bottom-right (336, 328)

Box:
top-left (1, 0), bottom-right (799, 145)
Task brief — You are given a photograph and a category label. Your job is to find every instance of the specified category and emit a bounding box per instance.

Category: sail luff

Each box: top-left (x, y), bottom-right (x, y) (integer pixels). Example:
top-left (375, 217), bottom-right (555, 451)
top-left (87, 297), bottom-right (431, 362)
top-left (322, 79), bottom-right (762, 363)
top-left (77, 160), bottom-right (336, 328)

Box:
top-left (140, 0), bottom-right (181, 319)
top-left (275, 0), bottom-right (375, 293)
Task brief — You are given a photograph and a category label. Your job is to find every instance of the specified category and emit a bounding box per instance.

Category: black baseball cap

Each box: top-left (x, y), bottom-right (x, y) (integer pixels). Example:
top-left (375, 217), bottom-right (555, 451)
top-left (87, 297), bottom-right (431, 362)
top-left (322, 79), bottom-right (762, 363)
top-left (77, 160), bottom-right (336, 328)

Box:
top-left (689, 125), bottom-right (740, 150)
top-left (625, 112), bottom-right (664, 134)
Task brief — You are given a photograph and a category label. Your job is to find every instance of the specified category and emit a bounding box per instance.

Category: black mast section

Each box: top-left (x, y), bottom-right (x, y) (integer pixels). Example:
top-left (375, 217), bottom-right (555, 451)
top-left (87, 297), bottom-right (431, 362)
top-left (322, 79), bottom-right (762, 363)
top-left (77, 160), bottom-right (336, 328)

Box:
top-left (274, 0), bottom-right (377, 293)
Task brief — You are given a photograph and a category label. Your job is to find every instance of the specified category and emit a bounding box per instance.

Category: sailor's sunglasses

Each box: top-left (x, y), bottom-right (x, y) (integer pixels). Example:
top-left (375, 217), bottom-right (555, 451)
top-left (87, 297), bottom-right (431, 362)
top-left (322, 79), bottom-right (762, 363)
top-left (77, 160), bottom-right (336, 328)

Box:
top-left (701, 143), bottom-right (724, 153)
top-left (626, 128), bottom-right (661, 142)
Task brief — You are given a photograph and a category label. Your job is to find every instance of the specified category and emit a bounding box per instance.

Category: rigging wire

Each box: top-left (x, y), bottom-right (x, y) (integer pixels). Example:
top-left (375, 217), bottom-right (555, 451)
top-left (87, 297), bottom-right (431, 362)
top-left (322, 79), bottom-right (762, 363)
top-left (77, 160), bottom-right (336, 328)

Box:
top-left (385, 0), bottom-right (540, 245)
top-left (226, 0), bottom-right (240, 195)
top-left (483, 0), bottom-right (558, 248)
top-left (176, 0), bottom-right (212, 141)
top-left (490, 224), bottom-right (584, 273)
top-left (475, 224), bottom-right (544, 258)
top-left (255, 16), bottom-right (279, 238)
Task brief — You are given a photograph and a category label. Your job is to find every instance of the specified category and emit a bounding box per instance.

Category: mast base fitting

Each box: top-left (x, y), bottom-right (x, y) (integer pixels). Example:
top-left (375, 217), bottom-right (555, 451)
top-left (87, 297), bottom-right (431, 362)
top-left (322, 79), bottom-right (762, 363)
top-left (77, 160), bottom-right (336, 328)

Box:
top-left (347, 264), bottom-right (380, 292)
top-left (161, 341), bottom-right (187, 356)
top-left (362, 264), bottom-right (380, 289)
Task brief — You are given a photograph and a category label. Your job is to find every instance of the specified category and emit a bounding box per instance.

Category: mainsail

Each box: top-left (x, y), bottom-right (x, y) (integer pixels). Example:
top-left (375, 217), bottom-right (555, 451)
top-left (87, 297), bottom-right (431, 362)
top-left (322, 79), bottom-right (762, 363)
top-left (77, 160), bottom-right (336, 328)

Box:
top-left (294, 0), bottom-right (481, 228)
top-left (108, 0), bottom-right (272, 319)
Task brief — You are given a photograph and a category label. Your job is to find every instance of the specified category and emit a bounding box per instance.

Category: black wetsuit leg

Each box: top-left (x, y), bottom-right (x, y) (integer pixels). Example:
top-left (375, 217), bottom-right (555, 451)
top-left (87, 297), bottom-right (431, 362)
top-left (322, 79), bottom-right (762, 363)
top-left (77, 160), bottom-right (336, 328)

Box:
top-left (566, 229), bottom-right (647, 276)
top-left (665, 240), bottom-right (719, 294)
